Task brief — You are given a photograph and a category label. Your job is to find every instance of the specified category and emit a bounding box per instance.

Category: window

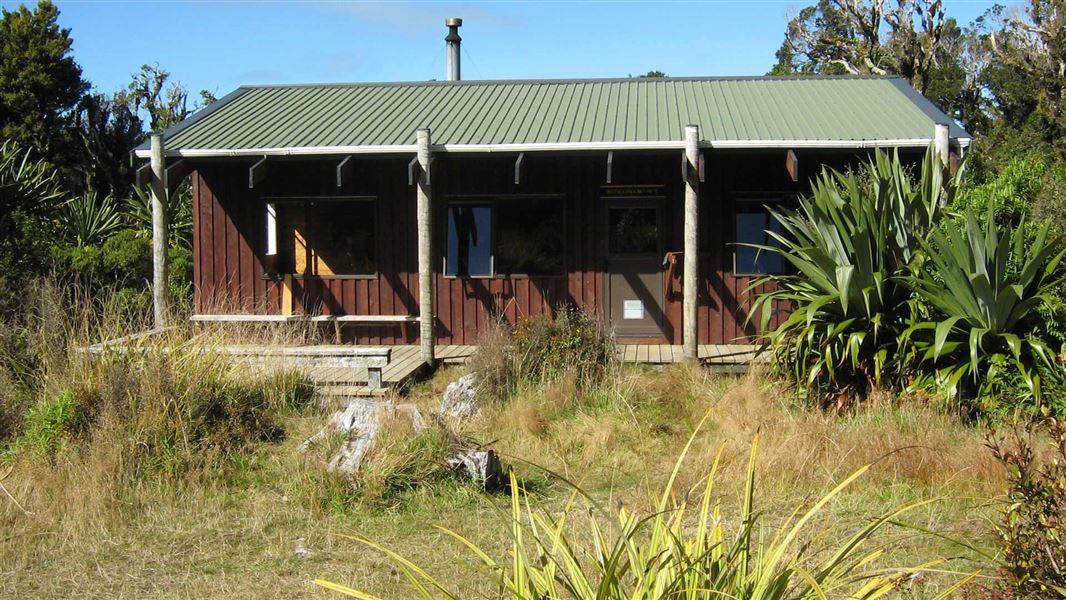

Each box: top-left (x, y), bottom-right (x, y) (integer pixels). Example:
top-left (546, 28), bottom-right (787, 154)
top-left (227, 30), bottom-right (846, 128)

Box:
top-left (445, 198), bottom-right (565, 277)
top-left (734, 207), bottom-right (784, 275)
top-left (446, 204), bottom-right (492, 277)
top-left (496, 198), bottom-right (565, 275)
top-left (275, 199), bottom-right (376, 276)
top-left (608, 206), bottom-right (658, 255)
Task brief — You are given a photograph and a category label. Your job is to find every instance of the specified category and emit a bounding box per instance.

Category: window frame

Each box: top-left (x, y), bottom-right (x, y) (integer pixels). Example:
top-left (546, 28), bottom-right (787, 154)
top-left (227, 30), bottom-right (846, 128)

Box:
top-left (731, 195), bottom-right (792, 277)
top-left (442, 195), bottom-right (567, 280)
top-left (261, 195), bottom-right (379, 280)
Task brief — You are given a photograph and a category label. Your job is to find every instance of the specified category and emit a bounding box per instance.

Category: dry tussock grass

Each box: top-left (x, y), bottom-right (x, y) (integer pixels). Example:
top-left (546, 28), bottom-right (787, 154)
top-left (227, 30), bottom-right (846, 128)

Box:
top-left (0, 286), bottom-right (1006, 598)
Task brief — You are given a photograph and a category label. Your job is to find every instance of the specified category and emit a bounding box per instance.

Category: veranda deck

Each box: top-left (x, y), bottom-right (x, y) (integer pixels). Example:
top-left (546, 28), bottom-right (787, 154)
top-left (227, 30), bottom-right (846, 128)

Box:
top-left (270, 344), bottom-right (760, 397)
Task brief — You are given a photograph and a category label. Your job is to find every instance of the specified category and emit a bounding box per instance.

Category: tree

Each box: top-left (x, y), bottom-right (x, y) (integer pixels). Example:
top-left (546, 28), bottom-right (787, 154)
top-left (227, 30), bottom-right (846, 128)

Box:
top-left (980, 0), bottom-right (1066, 156)
top-left (0, 1), bottom-right (87, 155)
top-left (117, 63), bottom-right (214, 133)
top-left (74, 93), bottom-right (143, 199)
top-left (771, 0), bottom-right (992, 133)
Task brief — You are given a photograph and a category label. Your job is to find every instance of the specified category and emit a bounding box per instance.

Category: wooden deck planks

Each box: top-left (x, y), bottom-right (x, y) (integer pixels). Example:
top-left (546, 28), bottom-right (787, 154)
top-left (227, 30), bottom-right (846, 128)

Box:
top-left (235, 343), bottom-right (760, 401)
top-left (614, 344), bottom-right (758, 365)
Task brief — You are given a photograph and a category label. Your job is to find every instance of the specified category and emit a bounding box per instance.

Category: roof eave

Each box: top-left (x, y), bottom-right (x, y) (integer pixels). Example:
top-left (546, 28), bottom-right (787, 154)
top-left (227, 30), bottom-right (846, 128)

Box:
top-left (132, 137), bottom-right (971, 159)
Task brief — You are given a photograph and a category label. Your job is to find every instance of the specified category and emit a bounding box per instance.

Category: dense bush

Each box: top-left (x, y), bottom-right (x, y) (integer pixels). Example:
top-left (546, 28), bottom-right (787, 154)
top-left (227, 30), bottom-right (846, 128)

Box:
top-left (956, 153), bottom-right (1066, 233)
top-left (751, 147), bottom-right (960, 406)
top-left (0, 140), bottom-right (63, 314)
top-left (7, 390), bottom-right (83, 457)
top-left (903, 208), bottom-right (1066, 411)
top-left (55, 229), bottom-right (193, 312)
top-left (512, 307), bottom-right (614, 388)
top-left (754, 146), bottom-right (1066, 415)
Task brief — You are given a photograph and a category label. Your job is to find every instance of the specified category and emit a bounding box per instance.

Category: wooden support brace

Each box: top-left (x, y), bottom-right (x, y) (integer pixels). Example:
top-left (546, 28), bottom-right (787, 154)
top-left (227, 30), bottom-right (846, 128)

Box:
top-left (248, 156), bottom-right (268, 189)
top-left (135, 162), bottom-right (152, 188)
top-left (408, 156), bottom-right (434, 186)
top-left (606, 151), bottom-right (613, 184)
top-left (408, 156), bottom-right (419, 186)
top-left (336, 155), bottom-right (354, 188)
top-left (164, 159), bottom-right (192, 193)
top-left (785, 150), bottom-right (799, 183)
top-left (514, 152), bottom-right (524, 185)
top-left (681, 153), bottom-right (704, 182)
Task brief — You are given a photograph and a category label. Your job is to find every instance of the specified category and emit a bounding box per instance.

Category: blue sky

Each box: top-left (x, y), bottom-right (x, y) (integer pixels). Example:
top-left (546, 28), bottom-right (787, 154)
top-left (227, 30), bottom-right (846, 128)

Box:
top-left (3, 1), bottom-right (1015, 99)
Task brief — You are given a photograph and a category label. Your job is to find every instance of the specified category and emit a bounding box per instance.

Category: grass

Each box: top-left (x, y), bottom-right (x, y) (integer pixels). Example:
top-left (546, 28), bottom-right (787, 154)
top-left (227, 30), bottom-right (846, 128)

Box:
top-left (0, 285), bottom-right (1005, 597)
top-left (1, 361), bottom-right (1003, 598)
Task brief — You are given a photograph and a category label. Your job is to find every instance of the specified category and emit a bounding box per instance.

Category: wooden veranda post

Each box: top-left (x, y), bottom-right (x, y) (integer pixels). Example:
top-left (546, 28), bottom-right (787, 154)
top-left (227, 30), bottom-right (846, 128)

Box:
top-left (934, 123), bottom-right (950, 166)
top-left (683, 125), bottom-right (700, 361)
top-left (416, 129), bottom-right (435, 365)
top-left (150, 134), bottom-right (169, 328)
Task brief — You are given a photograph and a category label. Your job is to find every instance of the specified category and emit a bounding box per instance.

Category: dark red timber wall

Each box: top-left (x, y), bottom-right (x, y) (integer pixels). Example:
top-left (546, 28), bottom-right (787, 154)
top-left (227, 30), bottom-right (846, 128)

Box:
top-left (191, 150), bottom-right (912, 345)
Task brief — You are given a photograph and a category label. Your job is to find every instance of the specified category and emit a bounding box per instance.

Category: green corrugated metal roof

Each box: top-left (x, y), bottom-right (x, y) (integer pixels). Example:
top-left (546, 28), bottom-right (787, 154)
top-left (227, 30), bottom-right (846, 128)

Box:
top-left (138, 76), bottom-right (969, 157)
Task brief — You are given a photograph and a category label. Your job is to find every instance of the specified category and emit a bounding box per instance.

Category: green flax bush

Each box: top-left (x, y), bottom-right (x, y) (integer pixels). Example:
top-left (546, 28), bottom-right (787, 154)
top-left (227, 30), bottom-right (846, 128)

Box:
top-left (750, 147), bottom-right (960, 406)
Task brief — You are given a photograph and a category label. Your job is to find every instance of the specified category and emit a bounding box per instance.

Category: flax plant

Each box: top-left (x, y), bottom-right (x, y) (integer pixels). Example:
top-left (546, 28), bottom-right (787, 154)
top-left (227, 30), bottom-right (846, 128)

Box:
top-left (749, 146), bottom-right (962, 403)
top-left (902, 207), bottom-right (1066, 403)
top-left (317, 417), bottom-right (977, 599)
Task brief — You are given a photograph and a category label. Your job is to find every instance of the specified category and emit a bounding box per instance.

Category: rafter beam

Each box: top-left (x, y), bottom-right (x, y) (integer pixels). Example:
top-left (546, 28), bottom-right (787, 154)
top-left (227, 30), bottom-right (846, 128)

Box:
top-left (136, 161), bottom-right (152, 188)
top-left (408, 155), bottom-right (434, 186)
top-left (514, 152), bottom-right (524, 185)
top-left (336, 155), bottom-right (354, 188)
top-left (164, 159), bottom-right (192, 193)
top-left (248, 156), bottom-right (268, 189)
top-left (680, 152), bottom-right (705, 183)
top-left (785, 150), bottom-right (799, 183)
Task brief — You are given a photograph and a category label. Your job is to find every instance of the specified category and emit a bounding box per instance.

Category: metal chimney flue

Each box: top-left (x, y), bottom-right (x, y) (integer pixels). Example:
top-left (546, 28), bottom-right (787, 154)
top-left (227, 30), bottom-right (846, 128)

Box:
top-left (445, 17), bottom-right (462, 81)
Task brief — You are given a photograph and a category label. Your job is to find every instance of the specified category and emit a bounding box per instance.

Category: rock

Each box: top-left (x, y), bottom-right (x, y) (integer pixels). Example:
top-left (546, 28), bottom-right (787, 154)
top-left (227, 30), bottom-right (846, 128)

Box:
top-left (441, 373), bottom-right (480, 420)
top-left (300, 399), bottom-right (426, 476)
top-left (293, 537), bottom-right (312, 560)
top-left (447, 448), bottom-right (503, 491)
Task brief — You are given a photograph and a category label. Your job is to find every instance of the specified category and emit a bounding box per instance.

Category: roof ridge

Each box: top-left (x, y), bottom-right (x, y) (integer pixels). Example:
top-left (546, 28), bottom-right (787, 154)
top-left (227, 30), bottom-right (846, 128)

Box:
top-left (238, 74), bottom-right (905, 90)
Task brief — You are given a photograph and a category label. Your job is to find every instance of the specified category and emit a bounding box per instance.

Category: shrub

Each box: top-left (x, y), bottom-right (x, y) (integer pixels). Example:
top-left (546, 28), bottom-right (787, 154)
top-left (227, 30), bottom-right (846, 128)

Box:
top-left (318, 429), bottom-right (976, 599)
top-left (468, 307), bottom-right (615, 403)
top-left (60, 192), bottom-right (125, 247)
top-left (0, 139), bottom-right (63, 313)
top-left (751, 146), bottom-right (960, 405)
top-left (10, 390), bottom-right (83, 457)
top-left (903, 207), bottom-right (1066, 410)
top-left (512, 307), bottom-right (614, 389)
top-left (2, 346), bottom-right (314, 482)
top-left (987, 416), bottom-right (1066, 597)
top-left (955, 153), bottom-right (1066, 234)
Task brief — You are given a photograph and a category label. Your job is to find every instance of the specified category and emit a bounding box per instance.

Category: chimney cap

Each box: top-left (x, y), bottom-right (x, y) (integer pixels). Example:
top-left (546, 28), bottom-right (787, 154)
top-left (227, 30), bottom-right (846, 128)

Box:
top-left (446, 17), bottom-right (463, 27)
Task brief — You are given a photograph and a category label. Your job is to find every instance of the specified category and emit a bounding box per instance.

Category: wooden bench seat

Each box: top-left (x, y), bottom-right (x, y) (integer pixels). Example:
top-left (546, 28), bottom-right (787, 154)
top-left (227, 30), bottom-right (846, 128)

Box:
top-left (220, 345), bottom-right (392, 388)
top-left (190, 314), bottom-right (419, 324)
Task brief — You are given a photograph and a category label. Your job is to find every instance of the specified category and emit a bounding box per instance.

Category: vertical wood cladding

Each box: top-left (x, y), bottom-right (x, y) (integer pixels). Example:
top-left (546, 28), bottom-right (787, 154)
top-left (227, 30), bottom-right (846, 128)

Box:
top-left (191, 150), bottom-right (899, 345)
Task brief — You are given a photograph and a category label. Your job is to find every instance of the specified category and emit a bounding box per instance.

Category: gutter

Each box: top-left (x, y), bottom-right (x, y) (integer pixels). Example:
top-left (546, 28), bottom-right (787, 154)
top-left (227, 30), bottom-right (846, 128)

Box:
top-left (133, 137), bottom-right (972, 159)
